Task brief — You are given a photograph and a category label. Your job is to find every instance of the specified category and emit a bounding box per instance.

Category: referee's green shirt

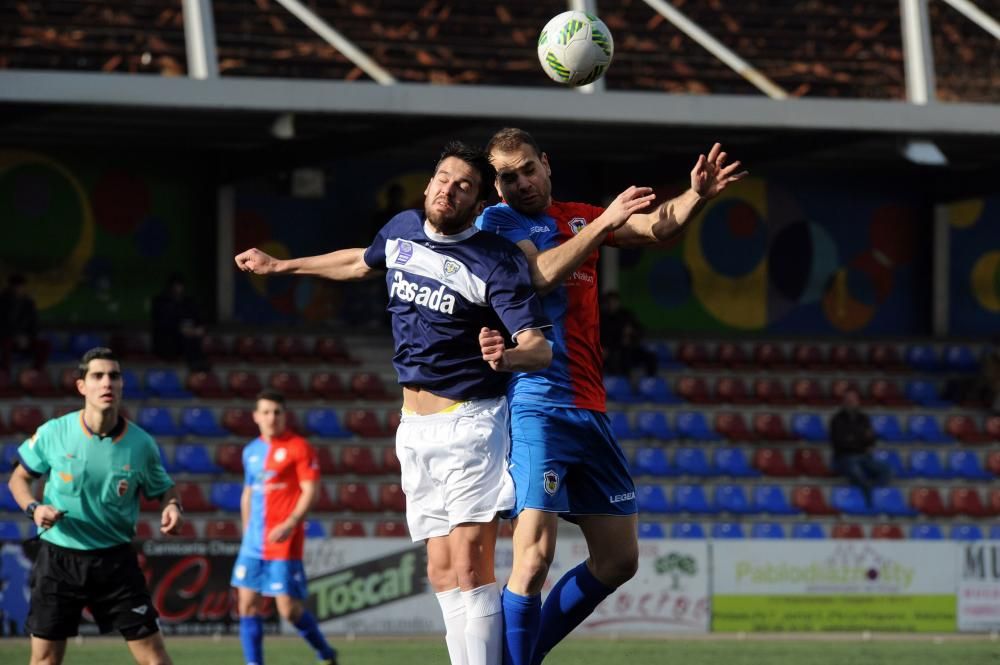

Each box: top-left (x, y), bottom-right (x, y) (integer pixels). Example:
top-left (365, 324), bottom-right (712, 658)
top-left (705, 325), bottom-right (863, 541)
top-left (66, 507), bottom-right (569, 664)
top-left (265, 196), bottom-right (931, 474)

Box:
top-left (17, 411), bottom-right (175, 550)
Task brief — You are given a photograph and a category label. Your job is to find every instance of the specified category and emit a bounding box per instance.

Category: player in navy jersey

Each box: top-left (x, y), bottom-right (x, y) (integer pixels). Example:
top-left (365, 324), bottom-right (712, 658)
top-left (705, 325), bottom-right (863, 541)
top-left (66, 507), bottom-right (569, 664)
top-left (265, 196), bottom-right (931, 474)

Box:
top-left (235, 141), bottom-right (552, 665)
top-left (477, 128), bottom-right (747, 665)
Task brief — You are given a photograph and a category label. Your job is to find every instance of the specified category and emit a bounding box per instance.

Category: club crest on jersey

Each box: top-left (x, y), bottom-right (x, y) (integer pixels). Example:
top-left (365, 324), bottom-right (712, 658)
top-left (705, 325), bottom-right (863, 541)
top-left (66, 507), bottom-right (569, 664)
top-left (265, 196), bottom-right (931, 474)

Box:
top-left (117, 478), bottom-right (129, 496)
top-left (389, 272), bottom-right (456, 314)
top-left (396, 240), bottom-right (414, 265)
top-left (443, 259), bottom-right (461, 276)
top-left (568, 218), bottom-right (587, 234)
top-left (543, 470), bottom-right (559, 496)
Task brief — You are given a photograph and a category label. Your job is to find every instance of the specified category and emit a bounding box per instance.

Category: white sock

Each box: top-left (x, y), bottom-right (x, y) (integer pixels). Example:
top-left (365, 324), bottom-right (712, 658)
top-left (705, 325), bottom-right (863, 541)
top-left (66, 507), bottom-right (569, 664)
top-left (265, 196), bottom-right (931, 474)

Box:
top-left (436, 587), bottom-right (469, 665)
top-left (461, 583), bottom-right (503, 665)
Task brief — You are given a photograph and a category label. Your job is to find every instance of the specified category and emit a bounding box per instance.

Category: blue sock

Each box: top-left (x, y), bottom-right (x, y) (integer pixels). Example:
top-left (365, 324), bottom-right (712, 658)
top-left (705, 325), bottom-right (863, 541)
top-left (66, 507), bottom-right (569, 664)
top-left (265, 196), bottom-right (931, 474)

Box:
top-left (239, 616), bottom-right (264, 665)
top-left (293, 610), bottom-right (337, 661)
top-left (502, 586), bottom-right (541, 665)
top-left (531, 562), bottom-right (613, 665)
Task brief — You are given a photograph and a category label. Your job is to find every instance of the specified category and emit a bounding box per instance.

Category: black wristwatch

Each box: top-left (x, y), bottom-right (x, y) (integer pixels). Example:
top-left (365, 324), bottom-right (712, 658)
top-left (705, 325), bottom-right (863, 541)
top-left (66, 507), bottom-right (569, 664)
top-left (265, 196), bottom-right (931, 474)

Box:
top-left (25, 502), bottom-right (39, 521)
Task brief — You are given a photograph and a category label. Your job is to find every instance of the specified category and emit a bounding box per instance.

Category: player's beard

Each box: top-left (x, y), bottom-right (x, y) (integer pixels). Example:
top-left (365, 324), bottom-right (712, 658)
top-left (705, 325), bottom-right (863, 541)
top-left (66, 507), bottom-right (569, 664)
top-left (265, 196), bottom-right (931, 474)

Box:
top-left (426, 198), bottom-right (478, 235)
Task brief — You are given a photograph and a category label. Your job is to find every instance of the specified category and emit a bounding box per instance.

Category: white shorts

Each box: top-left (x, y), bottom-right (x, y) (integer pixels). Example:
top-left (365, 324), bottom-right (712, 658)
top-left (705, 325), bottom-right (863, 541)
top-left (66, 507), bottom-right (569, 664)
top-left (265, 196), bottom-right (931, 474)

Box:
top-left (396, 395), bottom-right (514, 541)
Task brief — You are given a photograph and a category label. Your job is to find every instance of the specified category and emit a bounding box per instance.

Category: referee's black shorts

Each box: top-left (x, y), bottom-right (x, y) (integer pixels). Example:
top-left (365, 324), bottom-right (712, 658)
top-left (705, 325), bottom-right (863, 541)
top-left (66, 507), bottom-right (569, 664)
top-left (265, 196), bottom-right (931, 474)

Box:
top-left (27, 541), bottom-right (161, 641)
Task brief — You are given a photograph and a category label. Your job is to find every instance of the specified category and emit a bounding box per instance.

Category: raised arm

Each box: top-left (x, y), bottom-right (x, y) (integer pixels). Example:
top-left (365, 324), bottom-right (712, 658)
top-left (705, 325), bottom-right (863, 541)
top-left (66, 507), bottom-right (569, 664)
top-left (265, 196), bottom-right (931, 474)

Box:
top-left (234, 247), bottom-right (379, 282)
top-left (480, 327), bottom-right (552, 373)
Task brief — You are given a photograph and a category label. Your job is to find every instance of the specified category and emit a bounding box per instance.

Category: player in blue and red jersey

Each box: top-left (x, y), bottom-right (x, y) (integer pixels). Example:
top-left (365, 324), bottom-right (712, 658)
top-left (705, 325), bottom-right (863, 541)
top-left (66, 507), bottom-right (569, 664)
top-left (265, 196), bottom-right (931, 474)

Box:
top-left (478, 128), bottom-right (747, 665)
top-left (230, 390), bottom-right (337, 665)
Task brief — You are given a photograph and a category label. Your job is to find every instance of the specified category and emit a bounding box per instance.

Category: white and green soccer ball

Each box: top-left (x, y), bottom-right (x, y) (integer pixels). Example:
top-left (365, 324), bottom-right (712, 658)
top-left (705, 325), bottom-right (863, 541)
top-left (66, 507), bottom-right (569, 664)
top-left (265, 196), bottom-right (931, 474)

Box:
top-left (537, 10), bottom-right (614, 86)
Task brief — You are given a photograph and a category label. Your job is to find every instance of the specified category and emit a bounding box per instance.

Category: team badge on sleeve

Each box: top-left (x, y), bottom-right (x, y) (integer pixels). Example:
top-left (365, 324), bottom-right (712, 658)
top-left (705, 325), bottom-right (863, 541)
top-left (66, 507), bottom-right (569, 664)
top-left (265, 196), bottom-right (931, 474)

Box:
top-left (568, 218), bottom-right (586, 234)
top-left (543, 470), bottom-right (560, 496)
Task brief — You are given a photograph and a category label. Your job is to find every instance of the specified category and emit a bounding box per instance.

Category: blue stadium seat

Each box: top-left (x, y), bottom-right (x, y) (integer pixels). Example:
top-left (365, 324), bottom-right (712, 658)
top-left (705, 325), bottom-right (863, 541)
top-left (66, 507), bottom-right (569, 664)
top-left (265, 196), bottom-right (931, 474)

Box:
top-left (646, 342), bottom-right (683, 370)
top-left (2, 443), bottom-right (20, 470)
top-left (714, 485), bottom-right (755, 514)
top-left (951, 524), bottom-right (984, 541)
top-left (636, 485), bottom-right (671, 514)
top-left (181, 408), bottom-right (227, 437)
top-left (304, 409), bottom-right (351, 438)
top-left (136, 407), bottom-right (183, 437)
top-left (0, 486), bottom-right (20, 512)
top-left (791, 523), bottom-right (826, 539)
top-left (210, 482), bottom-right (244, 512)
top-left (145, 369), bottom-right (191, 399)
top-left (158, 445), bottom-right (179, 474)
top-left (831, 486), bottom-right (875, 516)
top-left (791, 413), bottom-right (828, 443)
top-left (175, 444), bottom-right (223, 474)
top-left (872, 488), bottom-right (918, 517)
top-left (948, 451), bottom-right (993, 480)
top-left (636, 376), bottom-right (682, 404)
top-left (608, 411), bottom-right (641, 441)
top-left (909, 450), bottom-right (951, 479)
top-left (632, 447), bottom-right (676, 477)
top-left (750, 522), bottom-right (785, 539)
top-left (305, 520), bottom-right (326, 539)
top-left (638, 522), bottom-right (666, 539)
top-left (904, 380), bottom-right (950, 408)
top-left (907, 415), bottom-right (951, 444)
top-left (122, 369), bottom-right (146, 400)
top-left (674, 447), bottom-right (717, 477)
top-left (989, 525), bottom-right (1000, 540)
top-left (752, 485), bottom-right (799, 515)
top-left (676, 411), bottom-right (715, 441)
top-left (910, 524), bottom-right (944, 540)
top-left (671, 522), bottom-right (705, 539)
top-left (871, 414), bottom-right (908, 443)
top-left (68, 332), bottom-right (107, 358)
top-left (906, 344), bottom-right (941, 372)
top-left (711, 522), bottom-right (745, 539)
top-left (674, 484), bottom-right (716, 514)
top-left (634, 411), bottom-right (675, 441)
top-left (714, 448), bottom-right (760, 477)
top-left (944, 344), bottom-right (979, 373)
top-left (0, 520), bottom-right (21, 541)
top-left (604, 375), bottom-right (639, 403)
top-left (872, 449), bottom-right (910, 479)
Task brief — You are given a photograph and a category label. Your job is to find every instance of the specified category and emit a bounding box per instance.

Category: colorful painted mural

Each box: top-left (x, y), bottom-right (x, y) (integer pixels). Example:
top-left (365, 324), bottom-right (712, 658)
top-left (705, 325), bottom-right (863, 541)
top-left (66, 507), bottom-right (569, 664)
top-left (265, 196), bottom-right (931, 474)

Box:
top-left (947, 196), bottom-right (1000, 335)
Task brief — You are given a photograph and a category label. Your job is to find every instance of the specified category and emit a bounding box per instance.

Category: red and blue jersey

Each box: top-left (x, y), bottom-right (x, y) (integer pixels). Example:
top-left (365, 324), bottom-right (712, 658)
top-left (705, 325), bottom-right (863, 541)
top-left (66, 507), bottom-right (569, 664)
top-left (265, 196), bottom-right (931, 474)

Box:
top-left (239, 432), bottom-right (320, 561)
top-left (477, 201), bottom-right (608, 412)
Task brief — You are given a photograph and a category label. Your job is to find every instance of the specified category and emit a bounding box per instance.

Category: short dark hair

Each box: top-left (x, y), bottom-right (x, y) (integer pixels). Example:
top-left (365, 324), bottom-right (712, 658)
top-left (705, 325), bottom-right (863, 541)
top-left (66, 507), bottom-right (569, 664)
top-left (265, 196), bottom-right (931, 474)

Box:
top-left (255, 390), bottom-right (286, 407)
top-left (435, 140), bottom-right (495, 202)
top-left (486, 128), bottom-right (544, 161)
top-left (78, 347), bottom-right (119, 378)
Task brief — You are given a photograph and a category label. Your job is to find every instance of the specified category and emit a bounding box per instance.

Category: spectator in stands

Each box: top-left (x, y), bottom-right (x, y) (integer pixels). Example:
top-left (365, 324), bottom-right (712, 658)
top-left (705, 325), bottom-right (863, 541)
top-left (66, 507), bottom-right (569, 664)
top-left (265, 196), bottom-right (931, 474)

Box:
top-left (830, 388), bottom-right (891, 507)
top-left (600, 290), bottom-right (657, 382)
top-left (0, 273), bottom-right (50, 370)
top-left (150, 273), bottom-right (208, 370)
top-left (7, 346), bottom-right (183, 664)
top-left (231, 390), bottom-right (339, 665)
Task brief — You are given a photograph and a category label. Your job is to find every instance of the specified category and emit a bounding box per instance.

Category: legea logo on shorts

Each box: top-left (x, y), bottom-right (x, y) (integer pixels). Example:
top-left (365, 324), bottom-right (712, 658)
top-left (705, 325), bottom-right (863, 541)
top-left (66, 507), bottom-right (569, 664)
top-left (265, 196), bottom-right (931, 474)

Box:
top-left (543, 470), bottom-right (559, 496)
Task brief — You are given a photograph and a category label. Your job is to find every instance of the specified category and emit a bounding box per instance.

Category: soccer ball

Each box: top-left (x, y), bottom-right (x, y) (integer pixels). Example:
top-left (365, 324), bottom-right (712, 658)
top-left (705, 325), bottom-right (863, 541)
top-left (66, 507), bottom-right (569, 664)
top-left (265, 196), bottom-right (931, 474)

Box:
top-left (537, 11), bottom-right (614, 86)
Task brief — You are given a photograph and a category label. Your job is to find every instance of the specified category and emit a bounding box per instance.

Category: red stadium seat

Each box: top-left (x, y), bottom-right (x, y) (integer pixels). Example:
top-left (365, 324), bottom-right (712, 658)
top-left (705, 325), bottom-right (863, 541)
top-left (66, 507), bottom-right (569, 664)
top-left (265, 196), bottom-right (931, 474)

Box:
top-left (385, 410), bottom-right (402, 436)
top-left (338, 483), bottom-right (378, 512)
top-left (315, 337), bottom-right (355, 364)
top-left (315, 484), bottom-right (338, 512)
top-left (381, 447), bottom-right (402, 475)
top-left (714, 412), bottom-right (754, 441)
top-left (870, 524), bottom-right (904, 539)
top-left (990, 490), bottom-right (1000, 515)
top-left (714, 377), bottom-right (753, 404)
top-left (949, 488), bottom-right (993, 517)
top-left (677, 377), bottom-right (712, 404)
top-left (340, 446), bottom-right (381, 475)
top-left (188, 371), bottom-right (227, 399)
top-left (140, 494), bottom-right (160, 513)
top-left (18, 368), bottom-right (59, 397)
top-left (946, 416), bottom-right (989, 444)
top-left (987, 451), bottom-right (1000, 476)
top-left (310, 372), bottom-right (347, 400)
top-left (235, 335), bottom-right (270, 361)
top-left (204, 520), bottom-right (242, 540)
top-left (227, 371), bottom-right (263, 400)
top-left (378, 483), bottom-right (407, 513)
top-left (11, 406), bottom-right (45, 435)
top-left (753, 343), bottom-right (792, 370)
top-left (910, 487), bottom-right (953, 517)
top-left (269, 371), bottom-right (307, 400)
top-left (792, 486), bottom-right (838, 515)
top-left (274, 335), bottom-right (311, 363)
top-left (828, 344), bottom-right (863, 370)
top-left (985, 416), bottom-right (1000, 441)
top-left (0, 412), bottom-right (10, 436)
top-left (868, 379), bottom-right (909, 407)
top-left (135, 521), bottom-right (154, 540)
top-left (350, 372), bottom-right (391, 401)
top-left (793, 449), bottom-right (832, 477)
top-left (753, 379), bottom-right (793, 405)
top-left (792, 343), bottom-right (825, 370)
top-left (315, 446), bottom-right (339, 475)
top-left (222, 408), bottom-right (258, 438)
top-left (109, 333), bottom-right (154, 361)
top-left (717, 343), bottom-right (750, 369)
top-left (201, 334), bottom-right (231, 360)
top-left (791, 378), bottom-right (830, 406)
top-left (215, 444), bottom-right (244, 474)
top-left (0, 371), bottom-right (18, 398)
top-left (831, 523), bottom-right (865, 539)
top-left (869, 343), bottom-right (905, 371)
top-left (830, 379), bottom-right (866, 404)
top-left (753, 413), bottom-right (791, 441)
top-left (753, 448), bottom-right (796, 477)
top-left (676, 342), bottom-right (715, 368)
top-left (333, 520), bottom-right (367, 537)
top-left (157, 521), bottom-right (198, 539)
top-left (176, 482), bottom-right (214, 512)
top-left (345, 410), bottom-right (385, 438)
top-left (375, 520), bottom-right (408, 537)
top-left (59, 367), bottom-right (80, 397)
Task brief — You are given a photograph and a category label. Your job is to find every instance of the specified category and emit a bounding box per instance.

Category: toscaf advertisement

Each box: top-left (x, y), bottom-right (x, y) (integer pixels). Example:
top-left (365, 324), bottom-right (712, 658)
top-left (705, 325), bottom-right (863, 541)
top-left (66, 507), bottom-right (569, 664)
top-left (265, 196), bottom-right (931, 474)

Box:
top-left (712, 540), bottom-right (956, 631)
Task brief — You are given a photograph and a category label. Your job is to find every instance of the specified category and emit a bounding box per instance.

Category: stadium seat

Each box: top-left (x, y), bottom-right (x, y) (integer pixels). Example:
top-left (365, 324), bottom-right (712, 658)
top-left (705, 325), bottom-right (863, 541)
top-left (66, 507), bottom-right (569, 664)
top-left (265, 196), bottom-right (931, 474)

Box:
top-left (378, 483), bottom-right (407, 513)
top-left (870, 524), bottom-right (904, 539)
top-left (136, 407), bottom-right (183, 437)
top-left (341, 446), bottom-right (381, 475)
top-left (988, 416), bottom-right (1000, 441)
top-left (315, 446), bottom-right (339, 475)
top-left (234, 335), bottom-right (270, 362)
top-left (608, 411), bottom-right (640, 441)
top-left (869, 379), bottom-right (910, 407)
top-left (949, 488), bottom-right (992, 517)
top-left (305, 520), bottom-right (326, 539)
top-left (350, 372), bottom-right (391, 400)
top-left (187, 371), bottom-right (227, 399)
top-left (943, 344), bottom-right (979, 373)
top-left (636, 376), bottom-right (682, 404)
top-left (215, 444), bottom-right (243, 474)
top-left (673, 484), bottom-right (716, 514)
top-left (949, 450), bottom-right (993, 480)
top-left (18, 369), bottom-right (58, 397)
top-left (315, 484), bottom-right (338, 512)
top-left (0, 486), bottom-right (20, 512)
top-left (119, 369), bottom-right (146, 400)
top-left (632, 447), bottom-right (675, 477)
top-left (1, 443), bottom-right (20, 470)
top-left (753, 379), bottom-right (792, 405)
top-left (134, 521), bottom-right (153, 540)
top-left (338, 483), bottom-right (378, 512)
top-left (951, 524), bottom-right (984, 541)
top-left (946, 416), bottom-right (990, 444)
top-left (108, 335), bottom-right (150, 362)
top-left (868, 343), bottom-right (905, 371)
top-left (227, 370), bottom-right (263, 400)
top-left (754, 448), bottom-right (796, 477)
top-left (791, 379), bottom-right (829, 406)
top-left (829, 344), bottom-right (863, 370)
top-left (222, 409), bottom-right (259, 438)
top-left (636, 485), bottom-right (671, 514)
top-left (175, 482), bottom-right (213, 512)
top-left (345, 410), bottom-right (386, 438)
top-left (11, 405), bottom-right (45, 435)
top-left (831, 379), bottom-right (868, 404)
top-left (333, 520), bottom-right (367, 537)
top-left (714, 485), bottom-right (754, 514)
top-left (792, 486), bottom-right (838, 515)
top-left (714, 448), bottom-right (760, 477)
top-left (375, 520), bottom-right (408, 537)
top-left (872, 487), bottom-right (917, 517)
top-left (637, 522), bottom-right (665, 539)
top-left (274, 335), bottom-right (311, 363)
top-left (711, 522), bottom-right (745, 539)
top-left (670, 522), bottom-right (705, 539)
top-left (791, 523), bottom-right (825, 539)
top-left (989, 451), bottom-right (1000, 476)
top-left (909, 450), bottom-right (950, 479)
top-left (200, 334), bottom-right (231, 360)
top-left (905, 380), bottom-right (950, 408)
top-left (674, 447), bottom-right (717, 477)
top-left (871, 414), bottom-right (908, 443)
top-left (753, 342), bottom-right (792, 369)
top-left (315, 337), bottom-right (354, 364)
top-left (831, 523), bottom-right (865, 539)
top-left (310, 372), bottom-right (348, 400)
top-left (633, 411), bottom-right (674, 440)
top-left (750, 522), bottom-right (785, 539)
top-left (385, 411), bottom-right (401, 436)
top-left (304, 408), bottom-right (351, 438)
top-left (910, 487), bottom-right (953, 517)
top-left (269, 371), bottom-right (307, 400)
top-left (181, 408), bottom-right (227, 437)
top-left (910, 524), bottom-right (944, 540)
top-left (714, 377), bottom-right (752, 404)
top-left (156, 521), bottom-right (197, 539)
top-left (991, 525), bottom-right (1000, 540)
top-left (175, 444), bottom-right (223, 474)
top-left (145, 369), bottom-right (190, 399)
top-left (717, 342), bottom-right (750, 369)
top-left (676, 377), bottom-right (712, 404)
top-left (676, 342), bottom-right (714, 368)
top-left (381, 447), bottom-right (401, 475)
top-left (204, 520), bottom-right (241, 540)
top-left (791, 413), bottom-right (828, 443)
top-left (872, 449), bottom-right (909, 479)
top-left (68, 332), bottom-right (106, 358)
top-left (604, 375), bottom-right (639, 403)
top-left (793, 449), bottom-right (831, 477)
top-left (210, 482), bottom-right (243, 512)
top-left (752, 485), bottom-right (799, 515)
top-left (793, 343), bottom-right (826, 370)
top-left (714, 412), bottom-right (755, 441)
top-left (753, 413), bottom-right (791, 442)
top-left (676, 411), bottom-right (715, 441)
top-left (906, 344), bottom-right (940, 372)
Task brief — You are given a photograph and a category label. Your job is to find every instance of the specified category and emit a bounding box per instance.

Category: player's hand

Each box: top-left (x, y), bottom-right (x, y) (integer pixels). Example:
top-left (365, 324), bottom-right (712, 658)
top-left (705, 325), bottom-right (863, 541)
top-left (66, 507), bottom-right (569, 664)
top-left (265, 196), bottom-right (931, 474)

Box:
top-left (267, 521), bottom-right (296, 543)
top-left (33, 505), bottom-right (64, 529)
top-left (480, 327), bottom-right (508, 372)
top-left (597, 186), bottom-right (656, 232)
top-left (160, 504), bottom-right (183, 536)
top-left (691, 143), bottom-right (748, 199)
top-left (235, 248), bottom-right (280, 275)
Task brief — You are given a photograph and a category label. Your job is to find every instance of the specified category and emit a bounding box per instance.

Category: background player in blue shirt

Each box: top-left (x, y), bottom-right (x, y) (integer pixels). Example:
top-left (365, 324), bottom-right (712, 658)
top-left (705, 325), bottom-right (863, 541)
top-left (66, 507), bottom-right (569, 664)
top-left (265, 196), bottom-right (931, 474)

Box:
top-left (235, 141), bottom-right (552, 665)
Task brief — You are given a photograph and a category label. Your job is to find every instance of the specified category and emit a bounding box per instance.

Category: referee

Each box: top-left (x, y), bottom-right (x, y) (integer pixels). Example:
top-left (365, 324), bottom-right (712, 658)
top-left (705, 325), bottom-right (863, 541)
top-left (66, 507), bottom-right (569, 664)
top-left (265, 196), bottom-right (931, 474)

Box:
top-left (7, 347), bottom-right (183, 665)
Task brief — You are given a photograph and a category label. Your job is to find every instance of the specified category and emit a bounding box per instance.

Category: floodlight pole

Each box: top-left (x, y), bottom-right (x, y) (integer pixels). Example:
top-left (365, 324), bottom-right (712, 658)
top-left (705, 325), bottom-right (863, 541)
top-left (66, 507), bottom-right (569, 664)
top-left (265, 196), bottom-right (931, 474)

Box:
top-left (181, 0), bottom-right (219, 79)
top-left (940, 0), bottom-right (1000, 40)
top-left (900, 0), bottom-right (937, 104)
top-left (570, 0), bottom-right (606, 94)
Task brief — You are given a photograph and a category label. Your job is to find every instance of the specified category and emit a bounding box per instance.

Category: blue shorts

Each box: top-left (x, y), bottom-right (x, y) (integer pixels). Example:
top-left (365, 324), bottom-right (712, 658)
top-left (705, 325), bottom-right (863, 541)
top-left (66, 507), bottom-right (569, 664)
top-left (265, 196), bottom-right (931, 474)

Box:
top-left (230, 555), bottom-right (308, 599)
top-left (508, 403), bottom-right (637, 518)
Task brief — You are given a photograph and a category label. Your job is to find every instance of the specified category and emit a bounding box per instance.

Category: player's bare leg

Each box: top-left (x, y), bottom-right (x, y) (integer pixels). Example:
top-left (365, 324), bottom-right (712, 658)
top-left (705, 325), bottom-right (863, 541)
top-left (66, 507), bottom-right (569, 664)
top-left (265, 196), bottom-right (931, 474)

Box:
top-left (29, 636), bottom-right (66, 665)
top-left (577, 513), bottom-right (639, 588)
top-left (506, 509), bottom-right (558, 596)
top-left (124, 632), bottom-right (173, 665)
top-left (428, 533), bottom-right (468, 665)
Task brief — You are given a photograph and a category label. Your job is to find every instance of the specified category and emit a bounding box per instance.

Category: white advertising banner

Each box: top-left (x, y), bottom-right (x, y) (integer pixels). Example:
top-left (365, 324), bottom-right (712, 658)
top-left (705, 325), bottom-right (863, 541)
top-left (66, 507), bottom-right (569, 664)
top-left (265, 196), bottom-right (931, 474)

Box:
top-left (957, 540), bottom-right (1000, 632)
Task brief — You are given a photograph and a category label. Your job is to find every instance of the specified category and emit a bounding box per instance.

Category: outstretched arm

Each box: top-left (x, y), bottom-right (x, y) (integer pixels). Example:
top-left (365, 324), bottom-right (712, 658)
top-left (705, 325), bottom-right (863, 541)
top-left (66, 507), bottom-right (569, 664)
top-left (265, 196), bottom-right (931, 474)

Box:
top-left (234, 247), bottom-right (378, 282)
top-left (480, 327), bottom-right (552, 372)
top-left (613, 143), bottom-right (748, 248)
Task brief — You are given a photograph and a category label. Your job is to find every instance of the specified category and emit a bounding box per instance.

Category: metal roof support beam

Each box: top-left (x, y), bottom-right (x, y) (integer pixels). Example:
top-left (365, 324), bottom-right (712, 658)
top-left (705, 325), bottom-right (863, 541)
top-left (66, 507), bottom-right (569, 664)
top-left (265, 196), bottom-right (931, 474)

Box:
top-left (569, 0), bottom-right (606, 94)
top-left (272, 0), bottom-right (396, 85)
top-left (641, 0), bottom-right (789, 99)
top-left (181, 0), bottom-right (219, 79)
top-left (900, 0), bottom-right (937, 104)
top-left (940, 0), bottom-right (1000, 41)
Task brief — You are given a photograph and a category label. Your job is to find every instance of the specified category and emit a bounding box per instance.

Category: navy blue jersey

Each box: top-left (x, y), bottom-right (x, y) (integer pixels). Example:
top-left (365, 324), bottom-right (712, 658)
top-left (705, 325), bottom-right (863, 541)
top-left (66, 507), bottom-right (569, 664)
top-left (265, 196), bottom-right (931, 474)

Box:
top-left (363, 209), bottom-right (550, 401)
